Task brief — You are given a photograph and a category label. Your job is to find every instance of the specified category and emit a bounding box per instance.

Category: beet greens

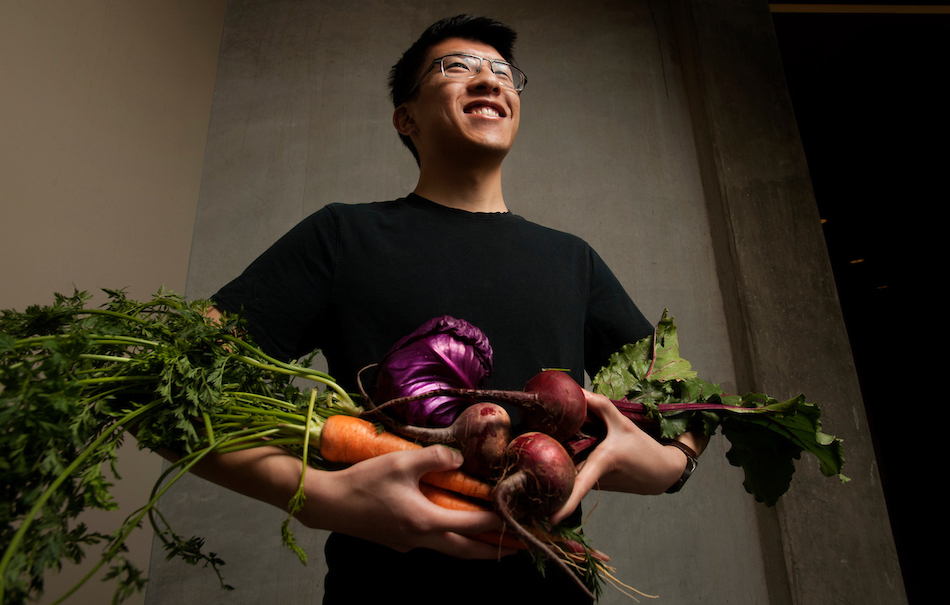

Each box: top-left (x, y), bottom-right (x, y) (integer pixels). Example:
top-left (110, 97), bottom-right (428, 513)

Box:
top-left (588, 310), bottom-right (848, 506)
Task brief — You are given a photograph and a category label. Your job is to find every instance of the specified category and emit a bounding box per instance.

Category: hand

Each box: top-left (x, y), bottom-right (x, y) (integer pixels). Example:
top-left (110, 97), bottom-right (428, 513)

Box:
top-left (296, 445), bottom-right (515, 559)
top-left (549, 390), bottom-right (694, 524)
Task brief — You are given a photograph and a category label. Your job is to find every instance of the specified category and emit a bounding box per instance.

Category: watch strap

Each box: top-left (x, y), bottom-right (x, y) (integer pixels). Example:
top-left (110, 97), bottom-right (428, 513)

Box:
top-left (662, 439), bottom-right (698, 493)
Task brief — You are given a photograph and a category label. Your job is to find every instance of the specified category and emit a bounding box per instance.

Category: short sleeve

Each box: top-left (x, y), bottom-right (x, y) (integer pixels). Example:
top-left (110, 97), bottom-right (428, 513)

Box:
top-left (212, 206), bottom-right (339, 361)
top-left (583, 248), bottom-right (654, 377)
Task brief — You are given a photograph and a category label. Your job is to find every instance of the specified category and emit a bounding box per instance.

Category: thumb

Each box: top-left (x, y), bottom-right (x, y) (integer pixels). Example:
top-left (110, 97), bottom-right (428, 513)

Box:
top-left (409, 444), bottom-right (464, 476)
top-left (584, 389), bottom-right (621, 420)
top-left (549, 460), bottom-right (599, 525)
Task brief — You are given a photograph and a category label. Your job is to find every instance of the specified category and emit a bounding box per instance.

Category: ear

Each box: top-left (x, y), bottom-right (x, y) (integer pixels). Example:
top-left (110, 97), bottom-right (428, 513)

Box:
top-left (392, 105), bottom-right (417, 137)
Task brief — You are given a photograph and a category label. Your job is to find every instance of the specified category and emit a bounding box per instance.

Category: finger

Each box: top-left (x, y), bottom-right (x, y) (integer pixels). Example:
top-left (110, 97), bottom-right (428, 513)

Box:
top-left (583, 388), bottom-right (611, 407)
top-left (549, 456), bottom-right (604, 524)
top-left (423, 503), bottom-right (504, 534)
top-left (402, 444), bottom-right (464, 477)
top-left (402, 447), bottom-right (505, 533)
top-left (583, 389), bottom-right (625, 423)
top-left (410, 495), bottom-right (514, 556)
top-left (400, 452), bottom-right (504, 535)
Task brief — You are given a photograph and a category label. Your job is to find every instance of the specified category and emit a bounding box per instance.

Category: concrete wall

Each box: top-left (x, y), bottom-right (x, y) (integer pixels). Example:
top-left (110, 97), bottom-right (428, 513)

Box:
top-left (146, 1), bottom-right (900, 604)
top-left (0, 1), bottom-right (225, 603)
top-left (147, 1), bottom-right (757, 604)
top-left (675, 1), bottom-right (904, 602)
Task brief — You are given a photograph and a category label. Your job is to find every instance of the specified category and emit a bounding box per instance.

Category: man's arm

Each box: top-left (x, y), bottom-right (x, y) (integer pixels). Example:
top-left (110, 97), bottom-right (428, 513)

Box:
top-left (181, 440), bottom-right (510, 557)
top-left (550, 390), bottom-right (709, 524)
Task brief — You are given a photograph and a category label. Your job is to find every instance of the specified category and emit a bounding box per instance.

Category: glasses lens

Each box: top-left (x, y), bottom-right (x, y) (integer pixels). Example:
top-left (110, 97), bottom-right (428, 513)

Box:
top-left (441, 55), bottom-right (479, 77)
top-left (491, 62), bottom-right (516, 87)
top-left (491, 61), bottom-right (525, 91)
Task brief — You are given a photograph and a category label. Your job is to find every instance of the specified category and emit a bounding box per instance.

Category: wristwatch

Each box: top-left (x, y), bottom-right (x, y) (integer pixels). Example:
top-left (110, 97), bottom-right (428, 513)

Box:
top-left (662, 439), bottom-right (698, 494)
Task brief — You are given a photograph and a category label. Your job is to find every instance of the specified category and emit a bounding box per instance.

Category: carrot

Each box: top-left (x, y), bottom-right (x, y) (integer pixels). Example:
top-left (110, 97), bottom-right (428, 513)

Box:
top-left (319, 414), bottom-right (421, 459)
top-left (319, 415), bottom-right (493, 501)
top-left (418, 483), bottom-right (491, 512)
top-left (420, 469), bottom-right (493, 502)
top-left (418, 484), bottom-right (527, 551)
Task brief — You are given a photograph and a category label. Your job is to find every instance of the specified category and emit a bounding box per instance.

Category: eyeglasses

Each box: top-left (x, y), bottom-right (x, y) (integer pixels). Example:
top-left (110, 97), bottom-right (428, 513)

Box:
top-left (406, 54), bottom-right (528, 99)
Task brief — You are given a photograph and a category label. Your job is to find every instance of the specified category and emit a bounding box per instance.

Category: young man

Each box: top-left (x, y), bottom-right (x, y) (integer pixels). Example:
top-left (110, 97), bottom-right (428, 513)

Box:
top-left (202, 15), bottom-right (706, 603)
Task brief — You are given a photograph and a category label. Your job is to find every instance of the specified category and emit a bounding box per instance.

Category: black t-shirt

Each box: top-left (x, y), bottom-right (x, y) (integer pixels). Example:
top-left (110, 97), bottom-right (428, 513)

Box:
top-left (214, 194), bottom-right (651, 389)
top-left (213, 194), bottom-right (653, 603)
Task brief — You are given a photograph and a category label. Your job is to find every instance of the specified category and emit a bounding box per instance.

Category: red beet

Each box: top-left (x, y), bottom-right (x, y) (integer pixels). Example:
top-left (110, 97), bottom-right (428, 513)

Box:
top-left (491, 432), bottom-right (591, 599)
top-left (451, 402), bottom-right (512, 480)
top-left (493, 431), bottom-right (577, 519)
top-left (519, 370), bottom-right (587, 443)
top-left (362, 401), bottom-right (512, 482)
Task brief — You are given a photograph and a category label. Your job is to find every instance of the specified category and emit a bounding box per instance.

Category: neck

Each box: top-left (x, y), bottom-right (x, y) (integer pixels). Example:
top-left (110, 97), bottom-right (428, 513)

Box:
top-left (412, 155), bottom-right (508, 213)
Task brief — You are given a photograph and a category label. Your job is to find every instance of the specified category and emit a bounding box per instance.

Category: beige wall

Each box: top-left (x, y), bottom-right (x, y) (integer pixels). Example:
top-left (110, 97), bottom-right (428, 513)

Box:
top-left (0, 1), bottom-right (226, 603)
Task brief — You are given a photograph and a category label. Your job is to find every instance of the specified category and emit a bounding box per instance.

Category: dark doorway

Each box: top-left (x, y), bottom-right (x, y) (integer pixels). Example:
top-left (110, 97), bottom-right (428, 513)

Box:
top-left (771, 4), bottom-right (947, 604)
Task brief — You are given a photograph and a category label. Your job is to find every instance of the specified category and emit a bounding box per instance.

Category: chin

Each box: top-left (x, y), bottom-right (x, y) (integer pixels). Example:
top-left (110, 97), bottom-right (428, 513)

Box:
top-left (468, 132), bottom-right (516, 155)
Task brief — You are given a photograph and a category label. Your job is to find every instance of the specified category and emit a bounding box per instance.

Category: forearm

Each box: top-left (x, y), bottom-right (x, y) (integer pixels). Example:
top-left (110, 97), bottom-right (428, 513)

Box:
top-left (552, 391), bottom-right (709, 523)
top-left (156, 435), bottom-right (511, 558)
top-left (184, 445), bottom-right (309, 515)
top-left (591, 425), bottom-right (706, 496)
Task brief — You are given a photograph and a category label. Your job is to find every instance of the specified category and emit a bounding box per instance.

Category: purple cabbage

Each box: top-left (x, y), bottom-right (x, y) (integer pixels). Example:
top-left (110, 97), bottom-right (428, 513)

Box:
top-left (373, 316), bottom-right (493, 427)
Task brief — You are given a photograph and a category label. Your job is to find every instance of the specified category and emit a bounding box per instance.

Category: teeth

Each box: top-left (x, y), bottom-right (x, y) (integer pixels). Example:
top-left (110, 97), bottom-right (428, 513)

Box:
top-left (469, 106), bottom-right (500, 117)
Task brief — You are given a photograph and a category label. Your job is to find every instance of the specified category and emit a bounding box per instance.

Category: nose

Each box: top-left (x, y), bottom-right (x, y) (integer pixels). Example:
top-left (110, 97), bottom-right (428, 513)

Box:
top-left (468, 63), bottom-right (502, 92)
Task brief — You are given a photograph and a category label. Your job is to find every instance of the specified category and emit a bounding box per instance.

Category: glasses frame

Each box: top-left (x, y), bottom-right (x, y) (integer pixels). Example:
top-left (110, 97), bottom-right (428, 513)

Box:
top-left (405, 53), bottom-right (527, 100)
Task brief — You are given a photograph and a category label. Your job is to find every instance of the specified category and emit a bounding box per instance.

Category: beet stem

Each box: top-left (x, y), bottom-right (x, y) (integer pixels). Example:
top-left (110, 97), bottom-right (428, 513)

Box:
top-left (357, 386), bottom-right (544, 426)
top-left (609, 398), bottom-right (766, 415)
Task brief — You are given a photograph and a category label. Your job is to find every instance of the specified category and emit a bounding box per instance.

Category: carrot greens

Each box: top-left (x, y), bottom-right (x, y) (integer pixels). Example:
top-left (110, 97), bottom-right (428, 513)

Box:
top-left (0, 289), bottom-right (359, 604)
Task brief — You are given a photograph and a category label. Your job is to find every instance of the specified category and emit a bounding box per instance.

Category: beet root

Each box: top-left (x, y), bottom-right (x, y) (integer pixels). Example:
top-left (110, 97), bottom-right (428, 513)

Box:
top-left (454, 402), bottom-right (512, 481)
top-left (520, 370), bottom-right (588, 443)
top-left (492, 432), bottom-right (591, 599)
top-left (494, 431), bottom-right (577, 519)
top-left (358, 400), bottom-right (511, 482)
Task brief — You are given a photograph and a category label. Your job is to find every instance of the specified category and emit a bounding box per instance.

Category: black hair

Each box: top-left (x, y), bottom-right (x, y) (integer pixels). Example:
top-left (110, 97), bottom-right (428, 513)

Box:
top-left (388, 15), bottom-right (518, 164)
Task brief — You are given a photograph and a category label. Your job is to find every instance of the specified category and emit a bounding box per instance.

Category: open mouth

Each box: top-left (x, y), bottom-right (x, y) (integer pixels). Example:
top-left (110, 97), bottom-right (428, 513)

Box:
top-left (465, 104), bottom-right (505, 118)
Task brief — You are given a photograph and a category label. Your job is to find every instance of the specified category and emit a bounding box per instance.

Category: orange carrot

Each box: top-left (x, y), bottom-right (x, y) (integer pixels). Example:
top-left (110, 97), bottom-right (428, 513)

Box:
top-left (319, 414), bottom-right (421, 459)
top-left (418, 483), bottom-right (491, 512)
top-left (418, 484), bottom-right (527, 551)
top-left (420, 469), bottom-right (493, 501)
top-left (319, 415), bottom-right (493, 501)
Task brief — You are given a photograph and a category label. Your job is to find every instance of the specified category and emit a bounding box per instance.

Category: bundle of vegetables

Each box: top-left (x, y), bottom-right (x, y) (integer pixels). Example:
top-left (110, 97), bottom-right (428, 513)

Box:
top-left (359, 317), bottom-right (629, 601)
top-left (2, 291), bottom-right (629, 604)
top-left (1, 289), bottom-right (848, 604)
top-left (365, 313), bottom-right (848, 505)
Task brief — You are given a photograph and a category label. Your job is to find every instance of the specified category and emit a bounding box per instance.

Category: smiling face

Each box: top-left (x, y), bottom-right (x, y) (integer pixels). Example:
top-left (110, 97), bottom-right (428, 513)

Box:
top-left (394, 37), bottom-right (522, 168)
